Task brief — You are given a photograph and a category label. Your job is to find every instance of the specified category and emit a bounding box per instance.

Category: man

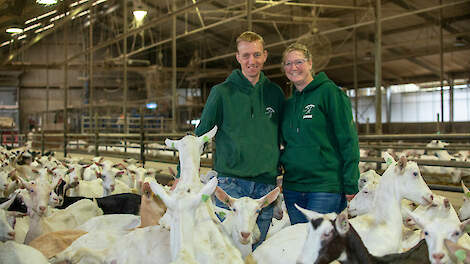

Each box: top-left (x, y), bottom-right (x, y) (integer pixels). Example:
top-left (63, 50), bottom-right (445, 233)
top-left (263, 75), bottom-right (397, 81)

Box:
top-left (195, 31), bottom-right (285, 249)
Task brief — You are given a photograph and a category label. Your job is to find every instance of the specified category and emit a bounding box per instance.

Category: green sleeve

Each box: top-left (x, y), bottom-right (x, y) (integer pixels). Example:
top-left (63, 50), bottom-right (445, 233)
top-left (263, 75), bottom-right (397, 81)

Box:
top-left (195, 86), bottom-right (223, 137)
top-left (325, 85), bottom-right (360, 195)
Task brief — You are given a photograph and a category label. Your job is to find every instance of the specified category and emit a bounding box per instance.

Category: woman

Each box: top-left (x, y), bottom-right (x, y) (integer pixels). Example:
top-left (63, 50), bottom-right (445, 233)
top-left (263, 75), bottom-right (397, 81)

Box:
top-left (280, 43), bottom-right (360, 224)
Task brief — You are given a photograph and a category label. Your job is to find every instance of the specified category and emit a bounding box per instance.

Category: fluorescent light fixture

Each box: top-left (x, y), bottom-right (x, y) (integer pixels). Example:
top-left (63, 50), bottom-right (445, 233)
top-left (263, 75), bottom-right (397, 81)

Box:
top-left (133, 10), bottom-right (147, 21)
top-left (24, 23), bottom-right (42, 32)
top-left (36, 0), bottom-right (58, 5)
top-left (18, 35), bottom-right (27, 40)
top-left (146, 102), bottom-right (157, 109)
top-left (34, 23), bottom-right (54, 34)
top-left (25, 10), bottom-right (57, 24)
top-left (6, 27), bottom-right (23, 34)
top-left (0, 40), bottom-right (13, 47)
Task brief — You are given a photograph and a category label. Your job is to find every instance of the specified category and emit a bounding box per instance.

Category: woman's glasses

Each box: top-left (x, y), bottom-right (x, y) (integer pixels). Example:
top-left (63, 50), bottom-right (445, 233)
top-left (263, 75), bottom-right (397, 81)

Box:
top-left (283, 59), bottom-right (307, 68)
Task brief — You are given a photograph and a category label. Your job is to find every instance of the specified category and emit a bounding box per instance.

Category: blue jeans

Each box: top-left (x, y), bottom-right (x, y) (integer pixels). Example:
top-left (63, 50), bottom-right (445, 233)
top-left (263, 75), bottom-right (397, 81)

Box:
top-left (215, 176), bottom-right (275, 250)
top-left (283, 190), bottom-right (347, 225)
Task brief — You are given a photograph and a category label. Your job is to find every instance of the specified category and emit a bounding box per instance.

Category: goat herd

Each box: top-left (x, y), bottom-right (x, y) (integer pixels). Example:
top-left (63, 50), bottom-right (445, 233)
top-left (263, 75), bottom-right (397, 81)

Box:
top-left (1, 126), bottom-right (470, 264)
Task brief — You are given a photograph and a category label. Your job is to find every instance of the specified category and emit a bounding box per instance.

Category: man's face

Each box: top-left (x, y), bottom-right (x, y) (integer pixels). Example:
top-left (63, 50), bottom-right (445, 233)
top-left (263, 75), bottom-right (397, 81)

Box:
top-left (236, 40), bottom-right (267, 81)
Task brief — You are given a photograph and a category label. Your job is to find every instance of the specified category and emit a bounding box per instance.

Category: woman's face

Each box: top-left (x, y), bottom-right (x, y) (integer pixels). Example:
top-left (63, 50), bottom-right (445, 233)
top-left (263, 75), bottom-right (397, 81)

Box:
top-left (283, 50), bottom-right (313, 89)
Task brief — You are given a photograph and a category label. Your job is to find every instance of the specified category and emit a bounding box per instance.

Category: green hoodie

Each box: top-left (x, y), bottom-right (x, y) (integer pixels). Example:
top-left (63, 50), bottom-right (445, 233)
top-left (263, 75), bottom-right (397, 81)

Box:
top-left (280, 72), bottom-right (359, 194)
top-left (195, 69), bottom-right (285, 184)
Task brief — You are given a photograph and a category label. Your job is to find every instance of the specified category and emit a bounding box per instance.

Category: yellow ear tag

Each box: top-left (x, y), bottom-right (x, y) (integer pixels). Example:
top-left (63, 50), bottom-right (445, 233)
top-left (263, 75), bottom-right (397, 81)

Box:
top-left (203, 136), bottom-right (209, 142)
top-left (201, 194), bottom-right (209, 202)
top-left (386, 158), bottom-right (393, 165)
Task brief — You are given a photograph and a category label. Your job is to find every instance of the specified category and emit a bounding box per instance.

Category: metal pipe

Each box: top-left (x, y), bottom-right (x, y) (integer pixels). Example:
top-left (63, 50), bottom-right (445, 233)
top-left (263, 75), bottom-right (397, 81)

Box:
top-left (247, 0), bottom-right (253, 31)
top-left (202, 0), bottom-right (470, 63)
top-left (428, 184), bottom-right (463, 193)
top-left (172, 1), bottom-right (177, 132)
top-left (54, 0), bottom-right (215, 67)
top-left (450, 78), bottom-right (454, 132)
top-left (359, 133), bottom-right (470, 141)
top-left (123, 0), bottom-right (128, 135)
top-left (89, 5), bottom-right (94, 130)
top-left (375, 0), bottom-right (382, 134)
top-left (63, 21), bottom-right (69, 157)
top-left (440, 0), bottom-right (444, 124)
top-left (121, 0), bottom-right (289, 60)
top-left (353, 0), bottom-right (359, 132)
top-left (255, 1), bottom-right (369, 9)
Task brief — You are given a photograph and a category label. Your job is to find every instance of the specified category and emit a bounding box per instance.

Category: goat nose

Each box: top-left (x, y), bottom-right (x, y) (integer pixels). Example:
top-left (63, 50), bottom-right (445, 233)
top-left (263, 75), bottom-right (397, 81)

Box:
top-left (432, 253), bottom-right (444, 260)
top-left (241, 232), bottom-right (251, 239)
top-left (8, 231), bottom-right (15, 239)
top-left (430, 194), bottom-right (434, 201)
top-left (39, 206), bottom-right (46, 211)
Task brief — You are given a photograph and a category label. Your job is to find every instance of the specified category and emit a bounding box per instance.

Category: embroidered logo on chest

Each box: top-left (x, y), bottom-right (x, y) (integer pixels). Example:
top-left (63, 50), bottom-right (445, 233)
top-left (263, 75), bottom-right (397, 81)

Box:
top-left (303, 104), bottom-right (315, 119)
top-left (265, 107), bottom-right (275, 118)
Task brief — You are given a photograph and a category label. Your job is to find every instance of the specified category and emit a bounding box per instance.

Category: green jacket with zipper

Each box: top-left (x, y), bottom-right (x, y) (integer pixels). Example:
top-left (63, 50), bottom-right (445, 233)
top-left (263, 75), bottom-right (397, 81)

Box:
top-left (280, 72), bottom-right (359, 194)
top-left (195, 69), bottom-right (285, 185)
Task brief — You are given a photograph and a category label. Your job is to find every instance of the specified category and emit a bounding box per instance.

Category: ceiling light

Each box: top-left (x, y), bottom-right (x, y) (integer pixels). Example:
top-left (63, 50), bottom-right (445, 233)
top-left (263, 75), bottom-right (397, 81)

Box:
top-left (6, 27), bottom-right (23, 34)
top-left (36, 0), bottom-right (58, 5)
top-left (133, 10), bottom-right (147, 21)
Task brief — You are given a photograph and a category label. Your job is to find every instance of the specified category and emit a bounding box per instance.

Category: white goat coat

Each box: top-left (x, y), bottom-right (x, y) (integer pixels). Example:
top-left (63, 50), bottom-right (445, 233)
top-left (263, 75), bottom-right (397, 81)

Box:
top-left (0, 241), bottom-right (49, 264)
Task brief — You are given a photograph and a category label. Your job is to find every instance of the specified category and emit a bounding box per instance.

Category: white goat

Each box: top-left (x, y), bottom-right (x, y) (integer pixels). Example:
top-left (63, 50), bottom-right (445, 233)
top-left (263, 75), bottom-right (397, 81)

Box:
top-left (459, 181), bottom-right (470, 221)
top-left (349, 153), bottom-right (433, 256)
top-left (214, 185), bottom-right (280, 258)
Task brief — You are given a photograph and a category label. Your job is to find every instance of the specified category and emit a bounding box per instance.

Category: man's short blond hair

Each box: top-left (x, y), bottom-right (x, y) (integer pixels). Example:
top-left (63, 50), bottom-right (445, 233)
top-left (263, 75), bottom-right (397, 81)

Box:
top-left (236, 31), bottom-right (265, 50)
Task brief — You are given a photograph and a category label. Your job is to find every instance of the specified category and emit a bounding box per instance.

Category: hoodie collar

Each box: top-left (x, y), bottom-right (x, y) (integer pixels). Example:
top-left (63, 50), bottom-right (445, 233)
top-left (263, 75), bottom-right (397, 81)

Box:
top-left (294, 72), bottom-right (330, 95)
top-left (226, 69), bottom-right (266, 94)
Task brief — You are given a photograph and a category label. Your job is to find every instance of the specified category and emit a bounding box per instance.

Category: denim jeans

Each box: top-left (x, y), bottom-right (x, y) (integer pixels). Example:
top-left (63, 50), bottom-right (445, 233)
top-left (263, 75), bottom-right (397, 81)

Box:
top-left (283, 189), bottom-right (347, 225)
top-left (215, 176), bottom-right (275, 250)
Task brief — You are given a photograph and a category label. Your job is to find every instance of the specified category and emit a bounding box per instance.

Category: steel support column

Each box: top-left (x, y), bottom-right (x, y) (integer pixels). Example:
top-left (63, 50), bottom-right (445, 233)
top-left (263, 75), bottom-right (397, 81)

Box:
top-left (353, 0), bottom-right (359, 132)
top-left (123, 0), bottom-right (128, 134)
top-left (89, 5), bottom-right (94, 130)
top-left (247, 0), bottom-right (253, 31)
top-left (172, 1), bottom-right (177, 132)
top-left (63, 23), bottom-right (69, 157)
top-left (439, 0), bottom-right (444, 123)
top-left (374, 0), bottom-right (382, 134)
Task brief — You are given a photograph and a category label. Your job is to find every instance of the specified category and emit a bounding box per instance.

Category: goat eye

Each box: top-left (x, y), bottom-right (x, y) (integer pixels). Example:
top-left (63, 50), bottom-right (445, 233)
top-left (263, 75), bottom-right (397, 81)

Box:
top-left (424, 231), bottom-right (429, 236)
top-left (454, 231), bottom-right (460, 236)
top-left (413, 172), bottom-right (418, 176)
top-left (232, 208), bottom-right (237, 212)
top-left (364, 191), bottom-right (368, 194)
top-left (30, 189), bottom-right (34, 193)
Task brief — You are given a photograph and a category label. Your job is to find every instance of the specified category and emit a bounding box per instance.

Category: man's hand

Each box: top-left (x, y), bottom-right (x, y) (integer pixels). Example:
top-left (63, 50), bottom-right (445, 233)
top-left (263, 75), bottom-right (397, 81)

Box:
top-left (345, 194), bottom-right (355, 202)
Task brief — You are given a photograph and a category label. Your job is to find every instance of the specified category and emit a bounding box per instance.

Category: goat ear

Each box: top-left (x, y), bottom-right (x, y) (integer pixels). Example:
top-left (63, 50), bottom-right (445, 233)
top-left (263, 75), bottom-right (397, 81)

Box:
top-left (295, 204), bottom-right (322, 221)
top-left (383, 152), bottom-right (396, 166)
top-left (335, 210), bottom-right (350, 236)
top-left (215, 186), bottom-right (234, 207)
top-left (406, 210), bottom-right (425, 230)
top-left (149, 181), bottom-right (174, 209)
top-left (0, 192), bottom-right (17, 209)
top-left (397, 156), bottom-right (407, 172)
top-left (198, 177), bottom-right (218, 202)
top-left (462, 181), bottom-right (470, 201)
top-left (445, 239), bottom-right (470, 263)
top-left (258, 187), bottom-right (281, 209)
top-left (198, 126), bottom-right (218, 144)
top-left (165, 139), bottom-right (179, 150)
top-left (460, 218), bottom-right (470, 233)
